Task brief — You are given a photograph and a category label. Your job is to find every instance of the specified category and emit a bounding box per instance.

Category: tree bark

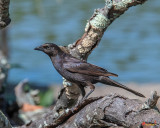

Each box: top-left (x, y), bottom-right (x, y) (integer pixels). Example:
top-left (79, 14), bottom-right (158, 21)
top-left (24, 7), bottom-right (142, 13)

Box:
top-left (0, 0), bottom-right (11, 29)
top-left (56, 94), bottom-right (160, 128)
top-left (18, 94), bottom-right (160, 128)
top-left (0, 110), bottom-right (12, 128)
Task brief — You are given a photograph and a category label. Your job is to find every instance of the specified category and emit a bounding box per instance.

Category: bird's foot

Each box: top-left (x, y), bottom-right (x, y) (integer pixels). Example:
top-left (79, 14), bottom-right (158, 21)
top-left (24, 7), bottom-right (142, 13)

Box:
top-left (75, 100), bottom-right (82, 108)
top-left (75, 97), bottom-right (87, 108)
top-left (69, 99), bottom-right (86, 113)
top-left (70, 107), bottom-right (75, 113)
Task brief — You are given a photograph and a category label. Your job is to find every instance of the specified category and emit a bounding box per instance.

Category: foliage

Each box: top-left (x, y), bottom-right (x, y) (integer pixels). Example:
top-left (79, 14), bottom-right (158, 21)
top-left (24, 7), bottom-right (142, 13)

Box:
top-left (39, 88), bottom-right (54, 107)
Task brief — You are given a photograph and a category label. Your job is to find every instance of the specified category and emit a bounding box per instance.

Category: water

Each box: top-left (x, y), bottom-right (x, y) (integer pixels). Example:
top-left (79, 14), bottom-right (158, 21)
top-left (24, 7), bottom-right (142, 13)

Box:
top-left (7, 0), bottom-right (160, 85)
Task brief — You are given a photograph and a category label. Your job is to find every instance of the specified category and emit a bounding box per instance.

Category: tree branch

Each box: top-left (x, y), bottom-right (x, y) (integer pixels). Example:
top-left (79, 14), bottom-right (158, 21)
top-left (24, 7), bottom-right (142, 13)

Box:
top-left (18, 94), bottom-right (160, 128)
top-left (56, 94), bottom-right (160, 128)
top-left (0, 110), bottom-right (12, 128)
top-left (0, 0), bottom-right (11, 29)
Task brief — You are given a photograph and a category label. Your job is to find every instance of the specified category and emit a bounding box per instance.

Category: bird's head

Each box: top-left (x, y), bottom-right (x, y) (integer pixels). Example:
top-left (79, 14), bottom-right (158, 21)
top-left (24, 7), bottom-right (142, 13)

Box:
top-left (34, 43), bottom-right (61, 56)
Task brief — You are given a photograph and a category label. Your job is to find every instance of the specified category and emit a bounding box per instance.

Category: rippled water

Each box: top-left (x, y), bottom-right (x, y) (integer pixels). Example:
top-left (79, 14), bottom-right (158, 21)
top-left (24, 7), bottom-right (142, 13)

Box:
top-left (7, 0), bottom-right (160, 85)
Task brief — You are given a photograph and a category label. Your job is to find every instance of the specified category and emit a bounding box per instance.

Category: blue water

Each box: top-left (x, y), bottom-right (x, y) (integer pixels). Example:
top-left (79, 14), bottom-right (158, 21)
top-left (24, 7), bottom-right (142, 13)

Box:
top-left (7, 0), bottom-right (160, 85)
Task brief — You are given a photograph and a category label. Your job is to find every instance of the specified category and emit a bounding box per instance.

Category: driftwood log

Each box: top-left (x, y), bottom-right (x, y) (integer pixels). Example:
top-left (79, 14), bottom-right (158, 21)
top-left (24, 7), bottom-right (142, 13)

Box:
top-left (1, 0), bottom-right (160, 128)
top-left (17, 93), bottom-right (160, 128)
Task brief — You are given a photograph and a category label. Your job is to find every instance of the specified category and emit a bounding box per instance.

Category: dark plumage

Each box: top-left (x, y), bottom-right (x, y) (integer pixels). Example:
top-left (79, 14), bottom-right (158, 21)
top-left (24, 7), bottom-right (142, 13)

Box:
top-left (34, 43), bottom-right (145, 100)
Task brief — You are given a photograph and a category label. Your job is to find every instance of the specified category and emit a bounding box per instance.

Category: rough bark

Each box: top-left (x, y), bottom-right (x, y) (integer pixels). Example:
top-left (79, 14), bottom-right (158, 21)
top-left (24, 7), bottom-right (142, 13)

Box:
top-left (0, 110), bottom-right (12, 128)
top-left (56, 94), bottom-right (160, 128)
top-left (18, 94), bottom-right (160, 128)
top-left (0, 0), bottom-right (11, 29)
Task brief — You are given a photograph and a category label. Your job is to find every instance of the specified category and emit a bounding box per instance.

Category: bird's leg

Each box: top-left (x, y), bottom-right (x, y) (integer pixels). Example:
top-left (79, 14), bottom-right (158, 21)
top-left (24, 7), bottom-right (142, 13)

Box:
top-left (74, 82), bottom-right (95, 109)
top-left (80, 82), bottom-right (95, 103)
top-left (77, 84), bottom-right (86, 99)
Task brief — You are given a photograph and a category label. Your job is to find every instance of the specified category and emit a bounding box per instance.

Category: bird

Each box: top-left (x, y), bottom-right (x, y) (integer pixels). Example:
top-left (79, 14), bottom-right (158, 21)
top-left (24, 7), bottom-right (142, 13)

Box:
top-left (34, 43), bottom-right (145, 100)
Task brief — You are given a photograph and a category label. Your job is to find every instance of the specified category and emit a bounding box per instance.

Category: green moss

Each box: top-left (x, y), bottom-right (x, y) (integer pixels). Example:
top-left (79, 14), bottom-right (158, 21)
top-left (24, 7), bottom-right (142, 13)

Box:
top-left (39, 88), bottom-right (54, 107)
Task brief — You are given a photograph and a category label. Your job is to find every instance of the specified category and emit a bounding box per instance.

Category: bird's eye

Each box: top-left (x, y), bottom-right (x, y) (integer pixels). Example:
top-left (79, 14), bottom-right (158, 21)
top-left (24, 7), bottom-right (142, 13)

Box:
top-left (44, 46), bottom-right (50, 49)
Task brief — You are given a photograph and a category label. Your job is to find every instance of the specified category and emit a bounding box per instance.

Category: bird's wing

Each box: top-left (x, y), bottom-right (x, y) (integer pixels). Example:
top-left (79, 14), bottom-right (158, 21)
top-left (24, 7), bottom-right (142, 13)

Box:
top-left (63, 55), bottom-right (118, 77)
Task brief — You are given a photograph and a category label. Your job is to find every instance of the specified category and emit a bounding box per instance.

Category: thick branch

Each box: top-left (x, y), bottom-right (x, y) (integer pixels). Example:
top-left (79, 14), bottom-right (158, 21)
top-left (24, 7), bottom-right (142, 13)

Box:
top-left (56, 94), bottom-right (160, 128)
top-left (18, 94), bottom-right (160, 128)
top-left (69, 0), bottom-right (147, 59)
top-left (55, 94), bottom-right (160, 128)
top-left (0, 0), bottom-right (11, 29)
top-left (0, 110), bottom-right (12, 128)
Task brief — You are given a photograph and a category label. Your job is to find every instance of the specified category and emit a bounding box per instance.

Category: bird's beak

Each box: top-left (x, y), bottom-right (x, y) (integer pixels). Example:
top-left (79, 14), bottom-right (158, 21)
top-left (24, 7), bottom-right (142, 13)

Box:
top-left (34, 46), bottom-right (43, 51)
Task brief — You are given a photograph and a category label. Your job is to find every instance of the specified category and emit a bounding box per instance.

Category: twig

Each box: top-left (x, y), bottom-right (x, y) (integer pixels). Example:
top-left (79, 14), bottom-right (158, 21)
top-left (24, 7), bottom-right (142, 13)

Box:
top-left (0, 110), bottom-right (12, 128)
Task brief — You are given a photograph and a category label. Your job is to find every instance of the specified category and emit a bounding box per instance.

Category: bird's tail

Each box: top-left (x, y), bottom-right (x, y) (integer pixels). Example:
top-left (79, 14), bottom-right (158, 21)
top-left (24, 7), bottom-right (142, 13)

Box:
top-left (99, 77), bottom-right (145, 98)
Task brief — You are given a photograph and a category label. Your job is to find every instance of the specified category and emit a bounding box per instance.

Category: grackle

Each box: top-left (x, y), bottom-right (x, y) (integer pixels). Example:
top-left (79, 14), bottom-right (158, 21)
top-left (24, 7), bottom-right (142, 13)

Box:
top-left (34, 43), bottom-right (145, 100)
